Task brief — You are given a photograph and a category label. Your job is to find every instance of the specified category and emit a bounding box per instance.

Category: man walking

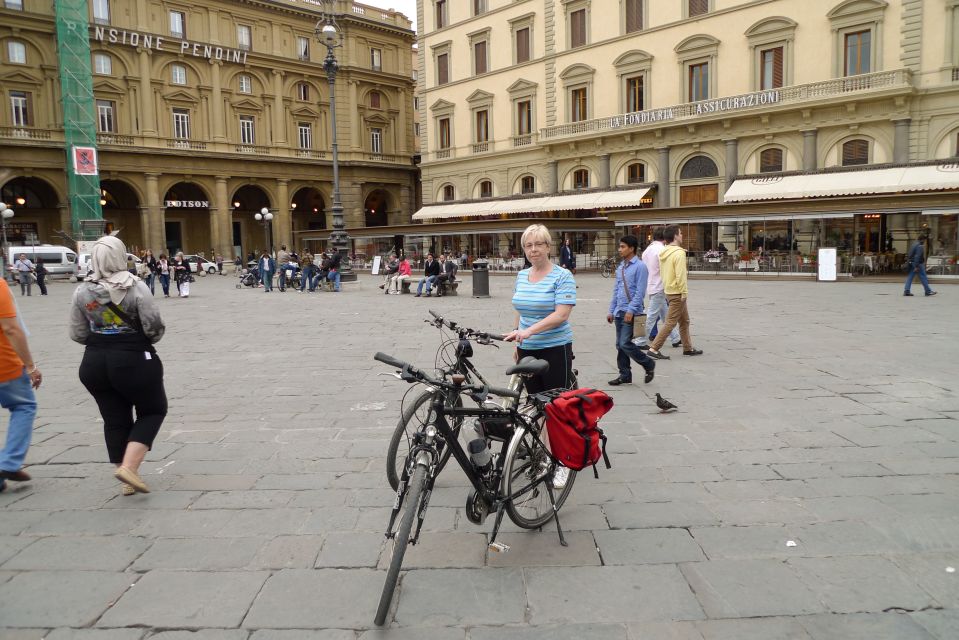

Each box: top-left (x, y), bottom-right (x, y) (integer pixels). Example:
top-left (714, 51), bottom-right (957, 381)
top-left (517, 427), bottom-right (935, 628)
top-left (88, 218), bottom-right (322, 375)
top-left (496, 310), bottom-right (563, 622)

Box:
top-left (648, 225), bottom-right (703, 359)
top-left (641, 227), bottom-right (681, 352)
top-left (607, 235), bottom-right (655, 385)
top-left (259, 250), bottom-right (275, 292)
top-left (276, 245), bottom-right (292, 291)
top-left (326, 250), bottom-right (342, 292)
top-left (904, 233), bottom-right (937, 297)
top-left (0, 277), bottom-right (42, 492)
top-left (415, 253), bottom-right (440, 297)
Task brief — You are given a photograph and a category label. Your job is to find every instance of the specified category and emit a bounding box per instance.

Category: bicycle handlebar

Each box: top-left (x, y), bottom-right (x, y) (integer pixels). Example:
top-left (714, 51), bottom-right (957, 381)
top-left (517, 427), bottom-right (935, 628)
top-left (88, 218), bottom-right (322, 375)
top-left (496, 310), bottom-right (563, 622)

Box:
top-left (373, 351), bottom-right (520, 399)
top-left (427, 310), bottom-right (506, 343)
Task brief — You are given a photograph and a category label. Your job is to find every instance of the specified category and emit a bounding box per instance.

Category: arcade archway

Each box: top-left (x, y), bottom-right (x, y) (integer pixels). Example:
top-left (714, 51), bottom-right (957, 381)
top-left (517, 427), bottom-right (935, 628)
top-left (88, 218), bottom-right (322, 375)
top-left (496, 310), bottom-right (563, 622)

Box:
top-left (231, 184), bottom-right (273, 260)
top-left (291, 187), bottom-right (326, 247)
top-left (364, 189), bottom-right (390, 227)
top-left (100, 180), bottom-right (142, 251)
top-left (0, 177), bottom-right (61, 245)
top-left (163, 182), bottom-right (212, 256)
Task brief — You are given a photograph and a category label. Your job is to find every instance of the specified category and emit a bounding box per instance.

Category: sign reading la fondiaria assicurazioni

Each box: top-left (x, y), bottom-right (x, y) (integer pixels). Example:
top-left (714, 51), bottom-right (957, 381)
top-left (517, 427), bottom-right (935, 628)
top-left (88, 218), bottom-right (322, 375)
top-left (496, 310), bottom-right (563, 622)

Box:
top-left (90, 27), bottom-right (250, 64)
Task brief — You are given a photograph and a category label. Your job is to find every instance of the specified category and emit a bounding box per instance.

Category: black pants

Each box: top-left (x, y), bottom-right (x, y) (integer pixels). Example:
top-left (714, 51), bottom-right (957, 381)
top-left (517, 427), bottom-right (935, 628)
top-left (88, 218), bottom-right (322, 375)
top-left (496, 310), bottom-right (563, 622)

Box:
top-left (36, 275), bottom-right (47, 295)
top-left (517, 342), bottom-right (575, 395)
top-left (79, 348), bottom-right (168, 464)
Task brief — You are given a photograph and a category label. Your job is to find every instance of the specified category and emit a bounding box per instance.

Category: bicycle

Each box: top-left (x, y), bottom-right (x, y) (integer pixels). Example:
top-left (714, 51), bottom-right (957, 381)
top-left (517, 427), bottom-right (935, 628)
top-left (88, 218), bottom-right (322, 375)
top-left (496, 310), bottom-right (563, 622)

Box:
top-left (372, 352), bottom-right (577, 626)
top-left (385, 310), bottom-right (518, 491)
top-left (600, 257), bottom-right (617, 278)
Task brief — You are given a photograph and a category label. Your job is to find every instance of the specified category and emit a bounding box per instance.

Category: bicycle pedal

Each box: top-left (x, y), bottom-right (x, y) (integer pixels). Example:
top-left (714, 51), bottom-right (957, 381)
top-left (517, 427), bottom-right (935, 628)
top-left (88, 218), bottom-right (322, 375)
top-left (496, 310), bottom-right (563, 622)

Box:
top-left (488, 542), bottom-right (510, 553)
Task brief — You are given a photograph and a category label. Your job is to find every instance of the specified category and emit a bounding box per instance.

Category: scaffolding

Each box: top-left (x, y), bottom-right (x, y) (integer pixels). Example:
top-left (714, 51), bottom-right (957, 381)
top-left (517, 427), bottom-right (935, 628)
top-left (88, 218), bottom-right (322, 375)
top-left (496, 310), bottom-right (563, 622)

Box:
top-left (55, 0), bottom-right (104, 241)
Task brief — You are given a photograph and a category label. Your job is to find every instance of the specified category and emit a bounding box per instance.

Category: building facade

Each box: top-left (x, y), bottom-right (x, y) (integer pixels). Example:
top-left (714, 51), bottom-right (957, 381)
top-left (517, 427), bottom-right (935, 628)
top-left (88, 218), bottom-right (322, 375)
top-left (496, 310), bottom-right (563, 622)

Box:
top-left (0, 0), bottom-right (416, 259)
top-left (413, 0), bottom-right (959, 276)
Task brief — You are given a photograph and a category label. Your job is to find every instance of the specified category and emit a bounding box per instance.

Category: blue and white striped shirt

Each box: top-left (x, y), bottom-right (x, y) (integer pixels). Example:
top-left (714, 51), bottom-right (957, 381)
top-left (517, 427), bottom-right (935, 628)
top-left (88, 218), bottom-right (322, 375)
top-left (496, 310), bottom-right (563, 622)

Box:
top-left (511, 265), bottom-right (576, 349)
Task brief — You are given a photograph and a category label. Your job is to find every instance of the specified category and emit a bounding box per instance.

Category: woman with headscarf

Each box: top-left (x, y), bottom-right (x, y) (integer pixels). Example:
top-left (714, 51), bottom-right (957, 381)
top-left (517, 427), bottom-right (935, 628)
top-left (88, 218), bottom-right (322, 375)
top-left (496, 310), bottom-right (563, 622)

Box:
top-left (69, 236), bottom-right (167, 496)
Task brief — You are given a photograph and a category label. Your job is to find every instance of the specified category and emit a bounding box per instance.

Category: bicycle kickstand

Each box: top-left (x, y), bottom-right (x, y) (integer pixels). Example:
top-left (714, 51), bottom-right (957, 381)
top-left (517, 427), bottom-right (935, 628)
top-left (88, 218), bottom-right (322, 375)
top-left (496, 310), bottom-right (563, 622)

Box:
top-left (545, 483), bottom-right (569, 547)
top-left (488, 501), bottom-right (510, 554)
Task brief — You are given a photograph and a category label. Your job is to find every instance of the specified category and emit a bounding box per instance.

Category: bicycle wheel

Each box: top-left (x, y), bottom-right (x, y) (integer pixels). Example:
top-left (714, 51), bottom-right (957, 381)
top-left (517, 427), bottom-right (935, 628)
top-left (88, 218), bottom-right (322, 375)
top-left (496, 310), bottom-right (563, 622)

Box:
top-left (375, 463), bottom-right (426, 626)
top-left (601, 260), bottom-right (613, 278)
top-left (386, 390), bottom-right (463, 491)
top-left (502, 413), bottom-right (576, 530)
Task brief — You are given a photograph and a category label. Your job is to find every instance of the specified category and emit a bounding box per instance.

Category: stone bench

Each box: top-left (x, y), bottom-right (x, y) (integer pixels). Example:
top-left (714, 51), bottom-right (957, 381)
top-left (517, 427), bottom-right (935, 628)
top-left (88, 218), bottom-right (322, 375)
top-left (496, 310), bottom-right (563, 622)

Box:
top-left (400, 278), bottom-right (461, 296)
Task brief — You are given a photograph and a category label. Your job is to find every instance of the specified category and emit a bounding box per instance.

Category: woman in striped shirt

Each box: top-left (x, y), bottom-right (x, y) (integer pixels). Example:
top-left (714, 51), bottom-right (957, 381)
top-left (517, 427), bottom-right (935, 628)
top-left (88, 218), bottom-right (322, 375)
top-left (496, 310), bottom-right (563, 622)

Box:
top-left (504, 224), bottom-right (577, 395)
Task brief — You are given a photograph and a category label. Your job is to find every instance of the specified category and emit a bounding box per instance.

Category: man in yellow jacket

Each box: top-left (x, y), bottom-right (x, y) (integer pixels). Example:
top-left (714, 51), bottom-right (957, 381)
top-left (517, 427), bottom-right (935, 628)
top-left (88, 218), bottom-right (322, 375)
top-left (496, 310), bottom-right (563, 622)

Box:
top-left (648, 225), bottom-right (703, 358)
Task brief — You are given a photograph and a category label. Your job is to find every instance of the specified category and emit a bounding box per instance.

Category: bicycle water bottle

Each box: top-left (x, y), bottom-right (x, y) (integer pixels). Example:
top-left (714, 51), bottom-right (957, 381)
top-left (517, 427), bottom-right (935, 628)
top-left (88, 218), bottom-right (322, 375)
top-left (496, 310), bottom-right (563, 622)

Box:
top-left (468, 438), bottom-right (492, 476)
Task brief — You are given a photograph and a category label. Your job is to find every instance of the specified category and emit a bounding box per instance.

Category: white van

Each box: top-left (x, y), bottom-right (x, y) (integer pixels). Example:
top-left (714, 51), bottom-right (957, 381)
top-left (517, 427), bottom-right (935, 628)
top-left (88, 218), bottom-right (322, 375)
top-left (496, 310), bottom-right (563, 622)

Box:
top-left (7, 245), bottom-right (78, 277)
top-left (77, 252), bottom-right (144, 277)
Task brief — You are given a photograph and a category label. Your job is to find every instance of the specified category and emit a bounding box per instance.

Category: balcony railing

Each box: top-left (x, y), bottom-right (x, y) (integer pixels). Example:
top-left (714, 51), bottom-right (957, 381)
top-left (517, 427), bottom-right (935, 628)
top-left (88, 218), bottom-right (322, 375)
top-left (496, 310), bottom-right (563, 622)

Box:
top-left (435, 148), bottom-right (452, 160)
top-left (97, 133), bottom-right (135, 146)
top-left (472, 142), bottom-right (490, 154)
top-left (166, 138), bottom-right (208, 150)
top-left (953, 67), bottom-right (959, 82)
top-left (296, 149), bottom-right (326, 159)
top-left (0, 126), bottom-right (53, 141)
top-left (235, 144), bottom-right (269, 154)
top-left (512, 134), bottom-right (533, 147)
top-left (540, 69), bottom-right (914, 142)
top-left (364, 152), bottom-right (407, 163)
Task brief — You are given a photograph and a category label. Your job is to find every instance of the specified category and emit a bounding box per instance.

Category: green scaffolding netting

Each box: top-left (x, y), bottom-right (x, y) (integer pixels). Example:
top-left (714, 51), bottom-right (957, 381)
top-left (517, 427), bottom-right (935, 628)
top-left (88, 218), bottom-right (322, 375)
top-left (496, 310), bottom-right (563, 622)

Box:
top-left (55, 0), bottom-right (103, 240)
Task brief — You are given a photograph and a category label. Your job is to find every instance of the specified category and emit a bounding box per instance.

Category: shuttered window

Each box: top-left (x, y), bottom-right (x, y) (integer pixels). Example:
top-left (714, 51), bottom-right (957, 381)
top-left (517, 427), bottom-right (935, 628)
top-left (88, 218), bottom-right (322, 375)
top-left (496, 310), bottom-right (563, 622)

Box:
top-left (517, 100), bottom-right (532, 135)
top-left (573, 169), bottom-right (589, 189)
top-left (437, 53), bottom-right (449, 85)
top-left (438, 118), bottom-right (451, 149)
top-left (625, 0), bottom-right (643, 33)
top-left (516, 27), bottom-right (530, 63)
top-left (474, 40), bottom-right (487, 75)
top-left (626, 76), bottom-right (644, 112)
top-left (759, 148), bottom-right (783, 173)
top-left (369, 91), bottom-right (380, 109)
top-left (842, 139), bottom-right (869, 166)
top-left (571, 88), bottom-right (588, 122)
top-left (475, 110), bottom-right (489, 143)
top-left (570, 9), bottom-right (586, 48)
top-left (688, 0), bottom-right (708, 17)
top-left (627, 163), bottom-right (645, 183)
top-left (760, 47), bottom-right (784, 90)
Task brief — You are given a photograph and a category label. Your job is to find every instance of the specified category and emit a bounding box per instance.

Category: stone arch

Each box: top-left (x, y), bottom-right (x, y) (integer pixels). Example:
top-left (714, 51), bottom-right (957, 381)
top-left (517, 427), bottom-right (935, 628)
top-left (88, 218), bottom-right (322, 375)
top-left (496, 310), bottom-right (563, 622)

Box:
top-left (100, 179), bottom-right (143, 249)
top-left (436, 183), bottom-right (456, 202)
top-left (363, 189), bottom-right (391, 227)
top-left (1, 176), bottom-right (65, 245)
top-left (163, 181), bottom-right (215, 255)
top-left (929, 120), bottom-right (959, 160)
top-left (225, 68), bottom-right (270, 94)
top-left (826, 0), bottom-right (888, 20)
top-left (558, 63), bottom-right (595, 80)
top-left (819, 128), bottom-right (892, 167)
top-left (361, 86), bottom-right (393, 111)
top-left (512, 173), bottom-right (540, 194)
top-left (739, 137), bottom-right (803, 174)
top-left (291, 186), bottom-right (326, 235)
top-left (563, 165), bottom-right (593, 190)
top-left (613, 154), bottom-right (658, 185)
top-left (674, 34), bottom-right (721, 54)
top-left (230, 183), bottom-right (275, 257)
top-left (155, 58), bottom-right (205, 85)
top-left (471, 177), bottom-right (496, 199)
top-left (1, 34), bottom-right (53, 66)
top-left (88, 46), bottom-right (133, 77)
top-left (744, 16), bottom-right (798, 37)
top-left (679, 154), bottom-right (720, 180)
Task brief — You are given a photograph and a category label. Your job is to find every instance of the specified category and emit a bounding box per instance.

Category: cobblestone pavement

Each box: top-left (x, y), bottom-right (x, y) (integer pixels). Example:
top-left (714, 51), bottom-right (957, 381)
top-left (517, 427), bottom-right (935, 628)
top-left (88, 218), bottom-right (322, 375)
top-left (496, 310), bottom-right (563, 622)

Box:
top-left (0, 273), bottom-right (957, 639)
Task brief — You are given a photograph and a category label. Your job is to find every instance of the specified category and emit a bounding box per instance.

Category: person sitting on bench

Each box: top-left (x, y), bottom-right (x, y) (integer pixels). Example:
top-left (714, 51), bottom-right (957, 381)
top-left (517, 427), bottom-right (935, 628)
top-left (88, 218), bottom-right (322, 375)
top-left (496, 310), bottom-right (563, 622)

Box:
top-left (435, 254), bottom-right (458, 297)
top-left (385, 256), bottom-right (411, 294)
top-left (415, 253), bottom-right (440, 297)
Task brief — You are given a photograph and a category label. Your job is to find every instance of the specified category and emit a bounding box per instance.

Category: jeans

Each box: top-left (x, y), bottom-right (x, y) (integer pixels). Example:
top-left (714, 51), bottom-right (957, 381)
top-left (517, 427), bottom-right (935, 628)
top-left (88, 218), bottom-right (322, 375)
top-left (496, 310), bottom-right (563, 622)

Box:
top-left (159, 274), bottom-right (170, 296)
top-left (0, 372), bottom-right (38, 477)
top-left (300, 265), bottom-right (316, 291)
top-left (327, 269), bottom-right (341, 292)
top-left (904, 263), bottom-right (932, 294)
top-left (614, 314), bottom-right (653, 381)
top-left (278, 263), bottom-right (294, 290)
top-left (416, 275), bottom-right (437, 295)
top-left (262, 270), bottom-right (274, 291)
top-left (644, 291), bottom-right (679, 346)
top-left (145, 273), bottom-right (156, 295)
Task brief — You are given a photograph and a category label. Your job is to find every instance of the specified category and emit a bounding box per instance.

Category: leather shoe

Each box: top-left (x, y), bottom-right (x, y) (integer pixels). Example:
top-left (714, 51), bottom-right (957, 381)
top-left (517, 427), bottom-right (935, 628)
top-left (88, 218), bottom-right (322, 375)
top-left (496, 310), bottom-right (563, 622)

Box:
top-left (648, 349), bottom-right (670, 360)
top-left (683, 348), bottom-right (704, 356)
top-left (608, 377), bottom-right (631, 386)
top-left (903, 291), bottom-right (914, 296)
top-left (926, 291), bottom-right (937, 297)
top-left (414, 293), bottom-right (421, 297)
top-left (0, 468), bottom-right (30, 482)
top-left (672, 341), bottom-right (683, 348)
top-left (644, 367), bottom-right (655, 384)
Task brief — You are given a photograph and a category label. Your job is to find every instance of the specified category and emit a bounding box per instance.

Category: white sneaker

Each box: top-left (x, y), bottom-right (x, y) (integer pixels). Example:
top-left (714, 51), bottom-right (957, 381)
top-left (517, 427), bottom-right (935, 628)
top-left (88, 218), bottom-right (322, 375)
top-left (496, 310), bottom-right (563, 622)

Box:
top-left (552, 466), bottom-right (570, 490)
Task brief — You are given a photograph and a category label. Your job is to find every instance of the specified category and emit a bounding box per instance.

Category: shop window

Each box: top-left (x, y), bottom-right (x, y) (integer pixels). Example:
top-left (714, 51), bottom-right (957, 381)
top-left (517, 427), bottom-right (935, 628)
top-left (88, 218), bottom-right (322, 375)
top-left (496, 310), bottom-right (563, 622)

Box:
top-left (625, 0), bottom-right (644, 33)
top-left (627, 163), bottom-right (646, 184)
top-left (570, 87), bottom-right (588, 122)
top-left (680, 155), bottom-right (719, 179)
top-left (238, 75), bottom-right (252, 94)
top-left (569, 8), bottom-right (587, 49)
top-left (443, 184), bottom-right (455, 201)
top-left (841, 139), bottom-right (869, 166)
top-left (844, 30), bottom-right (871, 76)
top-left (7, 41), bottom-right (26, 64)
top-left (93, 53), bottom-right (112, 75)
top-left (479, 180), bottom-right (492, 198)
top-left (170, 11), bottom-right (186, 39)
top-left (171, 64), bottom-right (187, 85)
top-left (96, 99), bottom-right (116, 133)
top-left (687, 0), bottom-right (709, 18)
top-left (759, 148), bottom-right (783, 173)
top-left (521, 175), bottom-right (535, 194)
top-left (760, 46), bottom-right (783, 89)
top-left (369, 91), bottom-right (381, 109)
top-left (573, 169), bottom-right (589, 189)
top-left (435, 0), bottom-right (447, 29)
top-left (515, 27), bottom-right (531, 63)
top-left (297, 83), bottom-right (310, 101)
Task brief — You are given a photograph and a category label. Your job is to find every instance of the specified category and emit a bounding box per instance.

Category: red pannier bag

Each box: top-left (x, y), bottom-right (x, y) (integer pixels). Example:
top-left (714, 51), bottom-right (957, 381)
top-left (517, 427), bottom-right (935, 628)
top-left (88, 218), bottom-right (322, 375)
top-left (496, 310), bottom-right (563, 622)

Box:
top-left (544, 388), bottom-right (614, 478)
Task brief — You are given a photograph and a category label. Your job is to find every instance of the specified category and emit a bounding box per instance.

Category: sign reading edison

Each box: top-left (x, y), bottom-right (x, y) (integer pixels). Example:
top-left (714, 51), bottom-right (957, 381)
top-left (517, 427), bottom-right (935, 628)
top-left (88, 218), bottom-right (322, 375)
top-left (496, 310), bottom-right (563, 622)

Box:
top-left (91, 27), bottom-right (249, 64)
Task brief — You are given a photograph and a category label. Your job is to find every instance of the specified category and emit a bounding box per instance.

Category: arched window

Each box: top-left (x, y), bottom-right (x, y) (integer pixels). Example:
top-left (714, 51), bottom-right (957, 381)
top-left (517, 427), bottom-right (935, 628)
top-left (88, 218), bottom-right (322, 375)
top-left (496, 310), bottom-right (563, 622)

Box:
top-left (93, 53), bottom-right (112, 75)
top-left (680, 155), bottom-right (718, 179)
top-left (6, 41), bottom-right (26, 64)
top-left (369, 91), bottom-right (381, 109)
top-left (573, 169), bottom-right (589, 189)
top-left (521, 175), bottom-right (535, 194)
top-left (841, 139), bottom-right (869, 166)
top-left (479, 180), bottom-right (492, 198)
top-left (627, 162), bottom-right (645, 183)
top-left (759, 148), bottom-right (783, 173)
top-left (443, 184), bottom-right (455, 201)
top-left (238, 74), bottom-right (252, 94)
top-left (296, 83), bottom-right (310, 101)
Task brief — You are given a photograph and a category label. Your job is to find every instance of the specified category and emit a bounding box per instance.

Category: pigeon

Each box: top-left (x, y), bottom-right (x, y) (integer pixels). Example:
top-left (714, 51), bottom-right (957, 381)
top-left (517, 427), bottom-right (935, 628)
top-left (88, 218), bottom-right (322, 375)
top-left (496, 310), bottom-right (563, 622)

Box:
top-left (655, 393), bottom-right (678, 413)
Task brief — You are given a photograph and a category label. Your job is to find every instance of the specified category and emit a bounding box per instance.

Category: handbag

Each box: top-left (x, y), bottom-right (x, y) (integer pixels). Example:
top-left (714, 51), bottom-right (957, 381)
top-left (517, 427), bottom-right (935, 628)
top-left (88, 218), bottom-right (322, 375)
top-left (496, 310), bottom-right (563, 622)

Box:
top-left (619, 263), bottom-right (647, 340)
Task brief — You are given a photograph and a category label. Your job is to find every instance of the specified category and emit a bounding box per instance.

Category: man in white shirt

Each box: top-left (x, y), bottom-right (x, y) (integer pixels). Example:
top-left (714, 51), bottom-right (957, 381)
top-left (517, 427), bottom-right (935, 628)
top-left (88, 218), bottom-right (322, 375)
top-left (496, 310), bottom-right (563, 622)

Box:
top-left (640, 227), bottom-right (680, 353)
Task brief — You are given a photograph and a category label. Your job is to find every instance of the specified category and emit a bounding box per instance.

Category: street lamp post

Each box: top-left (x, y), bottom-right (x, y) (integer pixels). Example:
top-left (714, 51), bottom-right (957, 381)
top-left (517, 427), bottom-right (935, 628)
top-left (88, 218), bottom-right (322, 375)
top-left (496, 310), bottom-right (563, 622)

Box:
top-left (316, 8), bottom-right (356, 282)
top-left (254, 207), bottom-right (274, 252)
top-left (0, 203), bottom-right (14, 283)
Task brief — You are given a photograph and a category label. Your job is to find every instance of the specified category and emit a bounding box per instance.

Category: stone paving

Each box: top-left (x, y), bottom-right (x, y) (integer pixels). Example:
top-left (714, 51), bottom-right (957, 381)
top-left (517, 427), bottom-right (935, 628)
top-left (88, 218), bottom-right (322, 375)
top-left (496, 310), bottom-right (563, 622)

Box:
top-left (0, 271), bottom-right (957, 639)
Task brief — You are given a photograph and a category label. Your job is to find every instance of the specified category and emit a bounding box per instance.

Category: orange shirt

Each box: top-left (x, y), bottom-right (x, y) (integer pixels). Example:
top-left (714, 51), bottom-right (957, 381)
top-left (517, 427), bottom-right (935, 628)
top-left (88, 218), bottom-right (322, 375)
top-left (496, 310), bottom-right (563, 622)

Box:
top-left (0, 280), bottom-right (24, 382)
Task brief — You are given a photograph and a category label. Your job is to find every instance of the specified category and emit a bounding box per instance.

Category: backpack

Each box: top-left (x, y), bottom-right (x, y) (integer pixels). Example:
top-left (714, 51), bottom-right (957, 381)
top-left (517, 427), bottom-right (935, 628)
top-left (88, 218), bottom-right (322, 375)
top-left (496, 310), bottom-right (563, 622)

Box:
top-left (544, 388), bottom-right (614, 477)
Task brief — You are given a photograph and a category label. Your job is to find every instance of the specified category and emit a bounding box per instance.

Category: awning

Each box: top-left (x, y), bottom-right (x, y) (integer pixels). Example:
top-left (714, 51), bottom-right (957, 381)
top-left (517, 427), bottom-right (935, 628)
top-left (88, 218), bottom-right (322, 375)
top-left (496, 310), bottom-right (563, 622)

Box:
top-left (724, 163), bottom-right (959, 203)
top-left (412, 187), bottom-right (652, 221)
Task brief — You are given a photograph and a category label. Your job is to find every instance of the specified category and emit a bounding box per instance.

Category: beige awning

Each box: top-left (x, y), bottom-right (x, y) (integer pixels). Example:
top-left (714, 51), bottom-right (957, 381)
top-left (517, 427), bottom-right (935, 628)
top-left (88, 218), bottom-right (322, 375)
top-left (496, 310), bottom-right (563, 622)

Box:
top-left (412, 187), bottom-right (653, 220)
top-left (724, 163), bottom-right (959, 203)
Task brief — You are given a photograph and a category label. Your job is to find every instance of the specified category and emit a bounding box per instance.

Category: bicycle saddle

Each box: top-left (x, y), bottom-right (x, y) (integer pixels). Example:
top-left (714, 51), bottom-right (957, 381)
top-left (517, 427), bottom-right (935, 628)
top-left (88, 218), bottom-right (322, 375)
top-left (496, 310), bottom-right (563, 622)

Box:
top-left (505, 356), bottom-right (549, 377)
